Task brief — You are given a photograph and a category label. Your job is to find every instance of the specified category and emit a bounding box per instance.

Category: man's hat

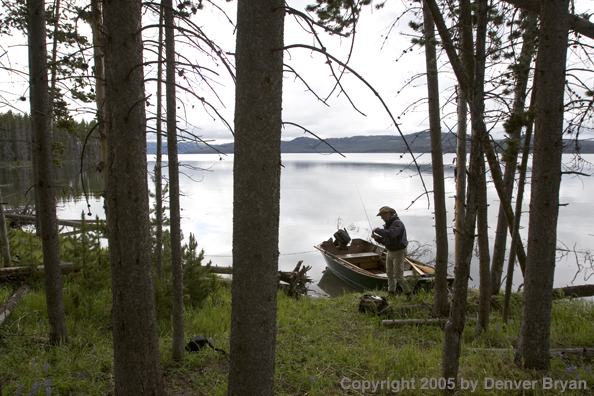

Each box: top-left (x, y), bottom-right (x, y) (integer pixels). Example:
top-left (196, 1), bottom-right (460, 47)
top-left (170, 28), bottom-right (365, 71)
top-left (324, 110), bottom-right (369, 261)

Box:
top-left (376, 206), bottom-right (396, 216)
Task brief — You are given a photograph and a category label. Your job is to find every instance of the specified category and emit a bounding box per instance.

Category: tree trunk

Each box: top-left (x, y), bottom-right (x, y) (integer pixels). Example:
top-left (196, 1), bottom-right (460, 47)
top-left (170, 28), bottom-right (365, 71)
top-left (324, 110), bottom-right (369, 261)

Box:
top-left (442, 0), bottom-right (487, 388)
top-left (454, 88), bottom-right (467, 268)
top-left (426, 0), bottom-right (529, 276)
top-left (454, 0), bottom-right (473, 270)
top-left (154, 2), bottom-right (165, 279)
top-left (228, 0), bottom-right (284, 394)
top-left (475, 153), bottom-right (490, 336)
top-left (422, 0), bottom-right (449, 319)
top-left (48, 0), bottom-right (60, 114)
top-left (490, 13), bottom-right (538, 294)
top-left (91, 0), bottom-right (108, 189)
top-left (27, 0), bottom-right (67, 345)
top-left (164, 0), bottom-right (184, 363)
top-left (515, 0), bottom-right (570, 371)
top-left (0, 189), bottom-right (11, 267)
top-left (503, 119), bottom-right (533, 323)
top-left (103, 0), bottom-right (165, 393)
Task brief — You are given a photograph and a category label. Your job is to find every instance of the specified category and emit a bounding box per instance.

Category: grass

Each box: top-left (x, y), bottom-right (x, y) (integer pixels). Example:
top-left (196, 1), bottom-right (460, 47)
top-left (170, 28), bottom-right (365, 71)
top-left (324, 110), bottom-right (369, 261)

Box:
top-left (1, 275), bottom-right (594, 395)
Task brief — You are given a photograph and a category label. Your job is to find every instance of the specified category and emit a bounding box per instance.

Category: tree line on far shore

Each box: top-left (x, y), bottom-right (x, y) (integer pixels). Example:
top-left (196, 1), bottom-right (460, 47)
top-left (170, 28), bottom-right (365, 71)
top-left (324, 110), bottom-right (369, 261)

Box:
top-left (0, 111), bottom-right (101, 166)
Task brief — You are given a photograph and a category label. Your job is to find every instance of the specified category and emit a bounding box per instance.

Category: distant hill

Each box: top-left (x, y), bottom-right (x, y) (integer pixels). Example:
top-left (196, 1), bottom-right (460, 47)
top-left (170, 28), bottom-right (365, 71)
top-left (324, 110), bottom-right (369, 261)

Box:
top-left (181, 131), bottom-right (460, 154)
top-left (147, 131), bottom-right (594, 155)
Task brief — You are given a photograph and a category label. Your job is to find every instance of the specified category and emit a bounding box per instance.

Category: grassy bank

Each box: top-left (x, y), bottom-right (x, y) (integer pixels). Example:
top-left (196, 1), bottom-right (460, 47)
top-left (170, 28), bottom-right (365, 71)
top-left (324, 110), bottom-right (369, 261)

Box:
top-left (1, 272), bottom-right (593, 395)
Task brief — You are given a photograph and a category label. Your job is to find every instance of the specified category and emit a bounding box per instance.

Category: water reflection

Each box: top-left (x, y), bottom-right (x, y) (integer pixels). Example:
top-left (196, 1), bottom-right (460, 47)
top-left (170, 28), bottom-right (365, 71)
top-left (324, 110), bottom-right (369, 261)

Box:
top-left (0, 163), bottom-right (104, 210)
top-left (316, 269), bottom-right (358, 297)
top-left (0, 164), bottom-right (105, 226)
top-left (164, 153), bottom-right (594, 292)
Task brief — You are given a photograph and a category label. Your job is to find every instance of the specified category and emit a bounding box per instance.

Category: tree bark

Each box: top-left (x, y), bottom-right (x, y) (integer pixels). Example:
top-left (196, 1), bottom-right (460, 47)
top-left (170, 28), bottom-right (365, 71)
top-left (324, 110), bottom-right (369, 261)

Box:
top-left (154, 2), bottom-right (165, 279)
top-left (228, 0), bottom-right (284, 394)
top-left (490, 13), bottom-right (537, 294)
top-left (27, 0), bottom-right (68, 345)
top-left (48, 0), bottom-right (60, 117)
top-left (515, 0), bottom-right (570, 371)
top-left (422, 0), bottom-right (448, 319)
top-left (475, 153), bottom-right (490, 336)
top-left (441, 0), bottom-right (487, 389)
top-left (164, 0), bottom-right (184, 363)
top-left (454, 0), bottom-right (472, 270)
top-left (503, 119), bottom-right (533, 324)
top-left (103, 0), bottom-right (165, 393)
top-left (91, 0), bottom-right (107, 190)
top-left (454, 88), bottom-right (467, 268)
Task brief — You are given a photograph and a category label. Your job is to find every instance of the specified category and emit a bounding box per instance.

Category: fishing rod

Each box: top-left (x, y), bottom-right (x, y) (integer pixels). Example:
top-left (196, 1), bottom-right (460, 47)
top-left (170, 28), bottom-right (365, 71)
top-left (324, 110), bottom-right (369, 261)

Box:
top-left (355, 184), bottom-right (375, 240)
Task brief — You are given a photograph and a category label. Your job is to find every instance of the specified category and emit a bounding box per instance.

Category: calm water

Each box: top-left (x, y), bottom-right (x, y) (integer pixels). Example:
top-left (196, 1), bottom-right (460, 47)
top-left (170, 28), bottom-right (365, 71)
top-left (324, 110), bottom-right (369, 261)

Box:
top-left (5, 153), bottom-right (593, 292)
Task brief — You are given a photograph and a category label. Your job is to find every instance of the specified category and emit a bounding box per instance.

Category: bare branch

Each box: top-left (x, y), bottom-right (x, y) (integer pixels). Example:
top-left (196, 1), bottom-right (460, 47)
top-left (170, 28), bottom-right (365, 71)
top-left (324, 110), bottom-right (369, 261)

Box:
top-left (284, 64), bottom-right (330, 106)
top-left (282, 122), bottom-right (345, 157)
top-left (280, 44), bottom-right (430, 202)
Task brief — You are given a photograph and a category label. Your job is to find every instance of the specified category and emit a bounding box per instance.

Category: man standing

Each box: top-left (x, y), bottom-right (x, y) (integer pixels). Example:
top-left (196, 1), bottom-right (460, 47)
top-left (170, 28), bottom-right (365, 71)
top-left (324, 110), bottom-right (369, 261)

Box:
top-left (372, 206), bottom-right (412, 299)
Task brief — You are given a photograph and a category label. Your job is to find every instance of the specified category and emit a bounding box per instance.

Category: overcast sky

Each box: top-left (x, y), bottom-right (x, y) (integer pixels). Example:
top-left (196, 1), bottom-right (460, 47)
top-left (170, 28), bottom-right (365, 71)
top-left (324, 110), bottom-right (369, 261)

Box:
top-left (1, 0), bottom-right (593, 145)
top-left (170, 0), bottom-right (594, 145)
top-left (175, 0), bottom-right (444, 144)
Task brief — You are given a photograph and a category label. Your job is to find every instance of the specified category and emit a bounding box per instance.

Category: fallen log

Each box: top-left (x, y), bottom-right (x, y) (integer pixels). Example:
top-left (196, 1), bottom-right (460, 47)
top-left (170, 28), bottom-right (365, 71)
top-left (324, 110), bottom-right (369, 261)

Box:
top-left (553, 284), bottom-right (594, 299)
top-left (470, 347), bottom-right (594, 360)
top-left (208, 261), bottom-right (312, 297)
top-left (209, 265), bottom-right (233, 275)
top-left (0, 263), bottom-right (79, 278)
top-left (278, 260), bottom-right (312, 298)
top-left (5, 213), bottom-right (98, 228)
top-left (0, 284), bottom-right (30, 327)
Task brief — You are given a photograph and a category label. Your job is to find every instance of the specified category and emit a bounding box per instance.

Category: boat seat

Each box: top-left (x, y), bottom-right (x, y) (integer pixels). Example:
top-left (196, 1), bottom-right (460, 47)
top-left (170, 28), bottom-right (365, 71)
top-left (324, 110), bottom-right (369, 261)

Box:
top-left (335, 252), bottom-right (381, 269)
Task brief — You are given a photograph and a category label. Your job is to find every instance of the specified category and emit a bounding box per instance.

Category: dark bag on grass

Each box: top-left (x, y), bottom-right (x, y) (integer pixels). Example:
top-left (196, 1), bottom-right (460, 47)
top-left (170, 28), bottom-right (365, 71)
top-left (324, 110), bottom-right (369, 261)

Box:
top-left (358, 294), bottom-right (391, 315)
top-left (185, 336), bottom-right (227, 354)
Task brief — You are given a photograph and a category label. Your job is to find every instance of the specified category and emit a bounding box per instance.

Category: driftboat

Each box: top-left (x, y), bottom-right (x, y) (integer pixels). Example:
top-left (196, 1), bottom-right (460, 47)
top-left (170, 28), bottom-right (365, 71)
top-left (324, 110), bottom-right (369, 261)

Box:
top-left (314, 237), bottom-right (453, 292)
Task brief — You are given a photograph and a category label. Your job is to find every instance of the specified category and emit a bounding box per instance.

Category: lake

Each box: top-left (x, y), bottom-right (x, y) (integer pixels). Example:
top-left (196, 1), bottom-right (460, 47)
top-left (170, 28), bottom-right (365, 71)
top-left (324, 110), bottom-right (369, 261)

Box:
top-left (3, 153), bottom-right (593, 293)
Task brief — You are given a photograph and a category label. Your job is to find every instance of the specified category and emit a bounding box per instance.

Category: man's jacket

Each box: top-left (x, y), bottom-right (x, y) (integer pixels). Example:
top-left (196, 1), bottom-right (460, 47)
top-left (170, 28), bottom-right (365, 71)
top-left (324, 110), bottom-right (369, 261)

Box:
top-left (375, 214), bottom-right (408, 252)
